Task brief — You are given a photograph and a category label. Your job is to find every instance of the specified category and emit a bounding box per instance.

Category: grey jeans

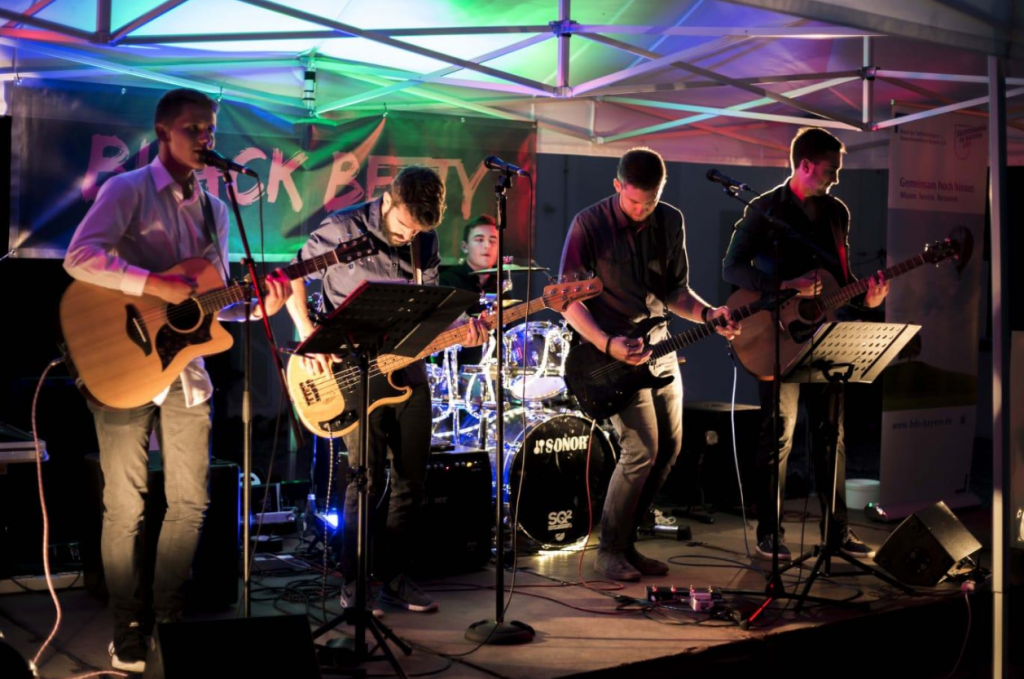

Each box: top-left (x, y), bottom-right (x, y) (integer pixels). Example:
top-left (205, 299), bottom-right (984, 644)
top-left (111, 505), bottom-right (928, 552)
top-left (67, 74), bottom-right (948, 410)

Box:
top-left (599, 357), bottom-right (683, 552)
top-left (90, 378), bottom-right (211, 628)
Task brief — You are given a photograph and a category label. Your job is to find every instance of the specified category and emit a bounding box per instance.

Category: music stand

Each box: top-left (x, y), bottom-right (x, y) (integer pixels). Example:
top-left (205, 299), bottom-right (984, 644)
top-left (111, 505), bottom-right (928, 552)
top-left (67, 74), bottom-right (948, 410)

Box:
top-left (298, 281), bottom-right (477, 677)
top-left (777, 321), bottom-right (921, 612)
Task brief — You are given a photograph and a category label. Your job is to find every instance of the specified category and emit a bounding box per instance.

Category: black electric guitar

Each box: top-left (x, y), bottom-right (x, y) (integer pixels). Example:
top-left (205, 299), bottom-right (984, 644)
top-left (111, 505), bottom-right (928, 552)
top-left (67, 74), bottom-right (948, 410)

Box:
top-left (564, 291), bottom-right (794, 420)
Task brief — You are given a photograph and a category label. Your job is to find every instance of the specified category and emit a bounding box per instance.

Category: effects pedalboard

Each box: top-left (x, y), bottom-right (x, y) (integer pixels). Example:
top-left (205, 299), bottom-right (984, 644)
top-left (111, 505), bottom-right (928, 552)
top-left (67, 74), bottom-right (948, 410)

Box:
top-left (646, 585), bottom-right (723, 612)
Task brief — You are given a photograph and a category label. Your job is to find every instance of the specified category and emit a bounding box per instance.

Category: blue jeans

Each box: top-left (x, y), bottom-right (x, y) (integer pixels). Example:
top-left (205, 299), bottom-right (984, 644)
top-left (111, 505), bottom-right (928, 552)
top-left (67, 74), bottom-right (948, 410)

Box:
top-left (599, 357), bottom-right (683, 552)
top-left (90, 379), bottom-right (211, 629)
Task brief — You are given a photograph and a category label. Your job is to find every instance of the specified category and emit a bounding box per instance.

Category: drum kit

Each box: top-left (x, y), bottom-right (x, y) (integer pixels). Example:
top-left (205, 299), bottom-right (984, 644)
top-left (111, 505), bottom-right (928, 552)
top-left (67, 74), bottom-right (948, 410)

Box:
top-left (427, 315), bottom-right (617, 548)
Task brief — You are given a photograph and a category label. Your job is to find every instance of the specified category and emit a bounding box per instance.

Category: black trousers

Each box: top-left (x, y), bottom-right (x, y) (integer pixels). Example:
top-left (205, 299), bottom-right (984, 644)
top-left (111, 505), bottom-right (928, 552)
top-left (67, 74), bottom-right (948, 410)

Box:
top-left (755, 380), bottom-right (847, 546)
top-left (339, 383), bottom-right (432, 584)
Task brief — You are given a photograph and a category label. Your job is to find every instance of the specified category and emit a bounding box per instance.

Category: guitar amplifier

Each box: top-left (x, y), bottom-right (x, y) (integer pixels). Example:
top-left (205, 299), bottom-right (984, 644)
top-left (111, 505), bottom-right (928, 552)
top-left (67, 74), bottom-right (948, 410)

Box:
top-left (410, 447), bottom-right (493, 577)
top-left (81, 452), bottom-right (239, 609)
top-left (659, 401), bottom-right (760, 510)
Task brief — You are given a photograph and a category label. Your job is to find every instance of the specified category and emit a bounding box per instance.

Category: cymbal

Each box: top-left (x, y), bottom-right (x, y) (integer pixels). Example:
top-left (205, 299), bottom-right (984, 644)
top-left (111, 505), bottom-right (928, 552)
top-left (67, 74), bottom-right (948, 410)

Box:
top-left (475, 263), bottom-right (548, 274)
top-left (479, 294), bottom-right (522, 308)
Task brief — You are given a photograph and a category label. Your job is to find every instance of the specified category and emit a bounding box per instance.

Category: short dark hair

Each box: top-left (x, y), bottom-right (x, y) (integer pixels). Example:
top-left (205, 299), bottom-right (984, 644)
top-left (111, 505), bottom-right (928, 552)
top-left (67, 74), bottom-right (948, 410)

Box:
top-left (790, 127), bottom-right (845, 170)
top-left (462, 214), bottom-right (497, 244)
top-left (391, 166), bottom-right (446, 229)
top-left (155, 88), bottom-right (218, 126)
top-left (616, 147), bottom-right (666, 191)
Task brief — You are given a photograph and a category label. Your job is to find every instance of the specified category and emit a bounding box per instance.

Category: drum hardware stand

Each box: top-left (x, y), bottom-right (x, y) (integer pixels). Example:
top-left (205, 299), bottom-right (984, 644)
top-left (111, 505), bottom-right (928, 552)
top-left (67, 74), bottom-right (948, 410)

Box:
top-left (297, 281), bottom-right (477, 675)
top-left (465, 165), bottom-right (535, 645)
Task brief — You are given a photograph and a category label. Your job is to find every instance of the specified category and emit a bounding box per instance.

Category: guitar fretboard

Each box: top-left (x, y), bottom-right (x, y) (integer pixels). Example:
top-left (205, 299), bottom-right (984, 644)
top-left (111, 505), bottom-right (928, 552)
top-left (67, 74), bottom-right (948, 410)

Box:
top-left (650, 302), bottom-right (761, 360)
top-left (820, 254), bottom-right (926, 310)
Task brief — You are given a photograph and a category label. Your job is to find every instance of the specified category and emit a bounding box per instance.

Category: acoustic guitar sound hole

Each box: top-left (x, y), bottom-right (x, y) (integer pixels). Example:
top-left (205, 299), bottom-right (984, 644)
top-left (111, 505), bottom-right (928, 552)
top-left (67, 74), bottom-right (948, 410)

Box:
top-left (166, 298), bottom-right (202, 332)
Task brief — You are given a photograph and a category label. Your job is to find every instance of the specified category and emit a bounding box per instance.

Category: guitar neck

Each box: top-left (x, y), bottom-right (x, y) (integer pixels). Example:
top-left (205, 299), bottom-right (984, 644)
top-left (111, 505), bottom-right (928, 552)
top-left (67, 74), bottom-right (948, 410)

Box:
top-left (376, 296), bottom-right (549, 375)
top-left (194, 249), bottom-right (347, 316)
top-left (650, 303), bottom-right (761, 359)
top-left (821, 253), bottom-right (927, 309)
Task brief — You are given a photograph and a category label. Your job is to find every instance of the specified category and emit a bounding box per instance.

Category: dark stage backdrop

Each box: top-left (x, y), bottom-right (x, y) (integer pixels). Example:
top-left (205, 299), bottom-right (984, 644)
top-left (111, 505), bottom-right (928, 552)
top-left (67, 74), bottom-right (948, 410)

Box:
top-left (7, 80), bottom-right (535, 264)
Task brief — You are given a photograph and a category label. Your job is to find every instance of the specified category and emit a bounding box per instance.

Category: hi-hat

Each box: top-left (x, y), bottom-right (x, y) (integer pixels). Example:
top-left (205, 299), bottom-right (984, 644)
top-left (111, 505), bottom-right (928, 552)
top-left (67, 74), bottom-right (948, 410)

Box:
top-left (476, 263), bottom-right (548, 274)
top-left (480, 294), bottom-right (522, 307)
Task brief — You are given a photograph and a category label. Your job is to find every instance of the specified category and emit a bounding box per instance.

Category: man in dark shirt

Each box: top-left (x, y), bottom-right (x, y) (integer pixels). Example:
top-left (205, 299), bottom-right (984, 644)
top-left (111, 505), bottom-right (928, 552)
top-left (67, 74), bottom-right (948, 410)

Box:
top-left (559, 147), bottom-right (739, 581)
top-left (441, 215), bottom-right (499, 365)
top-left (286, 166), bottom-right (487, 615)
top-left (722, 127), bottom-right (889, 561)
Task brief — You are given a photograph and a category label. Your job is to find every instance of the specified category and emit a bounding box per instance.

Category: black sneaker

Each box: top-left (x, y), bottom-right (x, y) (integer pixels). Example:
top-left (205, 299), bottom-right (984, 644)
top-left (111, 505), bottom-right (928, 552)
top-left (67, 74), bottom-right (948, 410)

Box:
top-left (626, 547), bottom-right (669, 576)
top-left (381, 574), bottom-right (439, 612)
top-left (839, 531), bottom-right (876, 559)
top-left (755, 535), bottom-right (793, 560)
top-left (108, 621), bottom-right (147, 673)
top-left (340, 581), bottom-right (385, 619)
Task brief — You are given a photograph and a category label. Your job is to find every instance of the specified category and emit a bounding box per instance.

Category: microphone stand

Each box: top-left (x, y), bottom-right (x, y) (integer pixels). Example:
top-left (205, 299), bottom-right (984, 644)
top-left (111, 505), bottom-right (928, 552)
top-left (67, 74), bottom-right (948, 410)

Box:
top-left (218, 167), bottom-right (305, 617)
top-left (465, 169), bottom-right (535, 645)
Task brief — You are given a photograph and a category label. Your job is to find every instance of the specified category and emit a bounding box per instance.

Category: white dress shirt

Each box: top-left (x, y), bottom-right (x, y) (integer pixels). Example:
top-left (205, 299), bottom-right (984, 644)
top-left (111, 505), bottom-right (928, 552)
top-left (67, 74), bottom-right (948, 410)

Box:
top-left (64, 156), bottom-right (231, 407)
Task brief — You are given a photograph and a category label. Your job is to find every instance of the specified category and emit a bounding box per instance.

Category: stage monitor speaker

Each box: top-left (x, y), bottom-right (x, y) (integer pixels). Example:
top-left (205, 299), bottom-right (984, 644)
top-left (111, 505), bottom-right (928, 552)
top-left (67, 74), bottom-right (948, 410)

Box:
top-left (873, 501), bottom-right (982, 587)
top-left (143, 615), bottom-right (319, 679)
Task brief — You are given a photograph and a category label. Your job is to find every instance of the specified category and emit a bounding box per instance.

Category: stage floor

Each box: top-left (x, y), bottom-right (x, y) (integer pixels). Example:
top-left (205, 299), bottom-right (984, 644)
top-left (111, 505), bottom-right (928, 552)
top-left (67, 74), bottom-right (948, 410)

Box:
top-left (0, 500), bottom-right (994, 678)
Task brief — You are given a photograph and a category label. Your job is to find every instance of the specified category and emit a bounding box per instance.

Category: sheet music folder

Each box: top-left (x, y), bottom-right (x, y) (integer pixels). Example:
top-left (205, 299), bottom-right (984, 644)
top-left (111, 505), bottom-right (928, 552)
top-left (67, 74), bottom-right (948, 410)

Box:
top-left (784, 322), bottom-right (921, 384)
top-left (295, 281), bottom-right (479, 359)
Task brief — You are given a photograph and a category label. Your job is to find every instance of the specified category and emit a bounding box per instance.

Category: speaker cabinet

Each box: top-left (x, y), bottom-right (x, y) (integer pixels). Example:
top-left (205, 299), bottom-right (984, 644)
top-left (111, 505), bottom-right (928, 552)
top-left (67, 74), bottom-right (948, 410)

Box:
top-left (82, 452), bottom-right (239, 608)
top-left (873, 501), bottom-right (982, 586)
top-left (143, 615), bottom-right (319, 679)
top-left (660, 401), bottom-right (760, 510)
top-left (410, 447), bottom-right (492, 577)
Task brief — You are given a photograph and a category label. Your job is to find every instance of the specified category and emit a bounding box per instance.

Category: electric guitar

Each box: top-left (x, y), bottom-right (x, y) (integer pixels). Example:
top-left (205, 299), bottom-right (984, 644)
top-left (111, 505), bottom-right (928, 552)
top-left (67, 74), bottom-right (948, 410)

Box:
top-left (564, 291), bottom-right (794, 420)
top-left (287, 276), bottom-right (605, 438)
top-left (59, 235), bottom-right (378, 409)
top-left (726, 238), bottom-right (962, 380)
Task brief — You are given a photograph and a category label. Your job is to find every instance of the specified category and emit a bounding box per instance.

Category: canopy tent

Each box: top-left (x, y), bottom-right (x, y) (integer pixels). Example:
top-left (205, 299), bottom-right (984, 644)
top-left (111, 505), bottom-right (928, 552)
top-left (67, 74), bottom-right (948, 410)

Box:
top-left (1, 0), bottom-right (1023, 168)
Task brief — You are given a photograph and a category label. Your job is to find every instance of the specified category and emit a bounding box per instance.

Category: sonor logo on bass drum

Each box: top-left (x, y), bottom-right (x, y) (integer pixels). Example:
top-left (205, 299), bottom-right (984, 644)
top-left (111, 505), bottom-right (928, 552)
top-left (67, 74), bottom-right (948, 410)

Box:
top-left (548, 510), bottom-right (573, 531)
top-left (533, 435), bottom-right (589, 454)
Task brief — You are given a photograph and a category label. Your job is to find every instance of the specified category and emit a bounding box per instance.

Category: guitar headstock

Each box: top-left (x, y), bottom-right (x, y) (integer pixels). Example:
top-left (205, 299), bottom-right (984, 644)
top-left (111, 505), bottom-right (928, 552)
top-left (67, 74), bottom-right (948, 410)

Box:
top-left (543, 274), bottom-right (604, 312)
top-left (923, 238), bottom-right (961, 266)
top-left (334, 234), bottom-right (378, 264)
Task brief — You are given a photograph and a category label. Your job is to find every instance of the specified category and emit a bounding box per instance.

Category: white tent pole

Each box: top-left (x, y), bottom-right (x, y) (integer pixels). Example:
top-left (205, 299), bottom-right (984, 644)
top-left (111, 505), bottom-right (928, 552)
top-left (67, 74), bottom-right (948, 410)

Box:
top-left (862, 37), bottom-right (873, 126)
top-left (988, 52), bottom-right (1010, 679)
top-left (873, 87), bottom-right (1024, 129)
top-left (109, 1), bottom-right (189, 44)
top-left (557, 0), bottom-right (571, 92)
top-left (878, 69), bottom-right (1024, 86)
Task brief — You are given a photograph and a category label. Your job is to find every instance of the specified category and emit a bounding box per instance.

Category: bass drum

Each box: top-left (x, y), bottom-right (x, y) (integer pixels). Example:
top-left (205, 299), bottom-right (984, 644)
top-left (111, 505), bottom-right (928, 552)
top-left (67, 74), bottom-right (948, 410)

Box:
top-left (494, 409), bottom-right (616, 547)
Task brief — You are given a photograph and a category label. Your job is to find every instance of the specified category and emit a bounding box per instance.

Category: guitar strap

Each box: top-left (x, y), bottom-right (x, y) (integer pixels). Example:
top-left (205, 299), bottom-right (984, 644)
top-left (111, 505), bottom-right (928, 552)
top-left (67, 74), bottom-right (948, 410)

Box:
top-left (654, 206), bottom-right (671, 311)
top-left (200, 189), bottom-right (230, 283)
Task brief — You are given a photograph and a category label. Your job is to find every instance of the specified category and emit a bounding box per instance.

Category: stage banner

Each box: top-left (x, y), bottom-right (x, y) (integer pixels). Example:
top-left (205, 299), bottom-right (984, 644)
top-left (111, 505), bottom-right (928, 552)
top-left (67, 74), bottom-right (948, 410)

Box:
top-left (8, 80), bottom-right (536, 263)
top-left (879, 110), bottom-right (986, 516)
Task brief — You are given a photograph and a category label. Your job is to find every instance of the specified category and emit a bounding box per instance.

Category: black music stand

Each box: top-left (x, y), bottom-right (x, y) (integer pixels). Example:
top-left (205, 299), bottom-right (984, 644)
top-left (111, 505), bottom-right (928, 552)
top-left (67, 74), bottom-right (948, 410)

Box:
top-left (298, 281), bottom-right (477, 677)
top-left (776, 321), bottom-right (921, 612)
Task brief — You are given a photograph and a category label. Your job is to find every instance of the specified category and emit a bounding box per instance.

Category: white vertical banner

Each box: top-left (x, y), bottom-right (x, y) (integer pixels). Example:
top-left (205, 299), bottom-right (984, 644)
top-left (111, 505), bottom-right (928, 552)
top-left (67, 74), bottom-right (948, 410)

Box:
top-left (879, 112), bottom-right (986, 516)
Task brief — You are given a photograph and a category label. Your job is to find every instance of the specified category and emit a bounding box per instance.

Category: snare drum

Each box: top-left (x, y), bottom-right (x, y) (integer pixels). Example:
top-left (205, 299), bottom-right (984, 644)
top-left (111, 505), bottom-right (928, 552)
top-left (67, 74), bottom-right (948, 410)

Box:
top-left (503, 321), bottom-right (571, 403)
top-left (492, 409), bottom-right (616, 547)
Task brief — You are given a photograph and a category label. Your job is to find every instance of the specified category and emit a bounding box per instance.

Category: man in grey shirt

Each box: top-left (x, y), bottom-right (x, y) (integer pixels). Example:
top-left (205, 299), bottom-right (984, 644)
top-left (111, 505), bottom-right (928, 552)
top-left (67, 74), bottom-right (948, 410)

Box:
top-left (287, 166), bottom-right (486, 614)
top-left (559, 148), bottom-right (739, 581)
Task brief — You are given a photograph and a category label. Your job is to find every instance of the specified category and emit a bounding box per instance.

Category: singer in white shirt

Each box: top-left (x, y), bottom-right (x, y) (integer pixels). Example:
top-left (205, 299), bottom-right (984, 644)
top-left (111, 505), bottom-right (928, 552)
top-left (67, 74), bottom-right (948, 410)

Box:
top-left (62, 88), bottom-right (289, 674)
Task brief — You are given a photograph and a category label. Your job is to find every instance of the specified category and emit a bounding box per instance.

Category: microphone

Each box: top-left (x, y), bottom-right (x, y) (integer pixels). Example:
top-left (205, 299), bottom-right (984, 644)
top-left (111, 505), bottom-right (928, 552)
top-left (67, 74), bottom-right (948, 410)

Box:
top-left (484, 155), bottom-right (530, 177)
top-left (706, 169), bottom-right (751, 192)
top-left (201, 149), bottom-right (258, 177)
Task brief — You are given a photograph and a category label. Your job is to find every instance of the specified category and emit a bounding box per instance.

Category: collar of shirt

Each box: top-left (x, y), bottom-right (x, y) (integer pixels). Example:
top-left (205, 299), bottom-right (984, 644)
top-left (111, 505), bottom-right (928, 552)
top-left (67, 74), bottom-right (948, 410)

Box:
top-left (610, 193), bottom-right (651, 233)
top-left (150, 156), bottom-right (200, 206)
top-left (363, 196), bottom-right (386, 242)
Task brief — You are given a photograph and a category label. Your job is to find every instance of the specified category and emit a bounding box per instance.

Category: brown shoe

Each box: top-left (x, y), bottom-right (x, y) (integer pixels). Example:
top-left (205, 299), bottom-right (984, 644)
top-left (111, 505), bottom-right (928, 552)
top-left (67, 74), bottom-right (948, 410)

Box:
top-left (595, 550), bottom-right (641, 581)
top-left (626, 547), bottom-right (669, 576)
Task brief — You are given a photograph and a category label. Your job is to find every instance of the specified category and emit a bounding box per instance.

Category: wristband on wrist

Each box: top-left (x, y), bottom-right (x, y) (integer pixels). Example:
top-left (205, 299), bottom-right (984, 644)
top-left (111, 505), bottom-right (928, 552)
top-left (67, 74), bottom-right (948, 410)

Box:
top-left (604, 335), bottom-right (614, 356)
top-left (701, 306), bottom-right (712, 323)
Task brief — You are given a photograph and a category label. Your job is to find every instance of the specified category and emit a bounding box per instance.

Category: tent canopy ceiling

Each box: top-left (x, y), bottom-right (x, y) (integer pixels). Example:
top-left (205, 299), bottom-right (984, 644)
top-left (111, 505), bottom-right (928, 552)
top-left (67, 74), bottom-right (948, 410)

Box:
top-left (1, 0), bottom-right (1023, 167)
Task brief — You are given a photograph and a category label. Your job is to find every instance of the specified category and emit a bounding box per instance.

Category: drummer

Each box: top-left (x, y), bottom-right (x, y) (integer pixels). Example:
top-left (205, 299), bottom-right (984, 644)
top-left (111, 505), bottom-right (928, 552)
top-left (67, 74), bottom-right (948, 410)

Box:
top-left (441, 215), bottom-right (499, 364)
